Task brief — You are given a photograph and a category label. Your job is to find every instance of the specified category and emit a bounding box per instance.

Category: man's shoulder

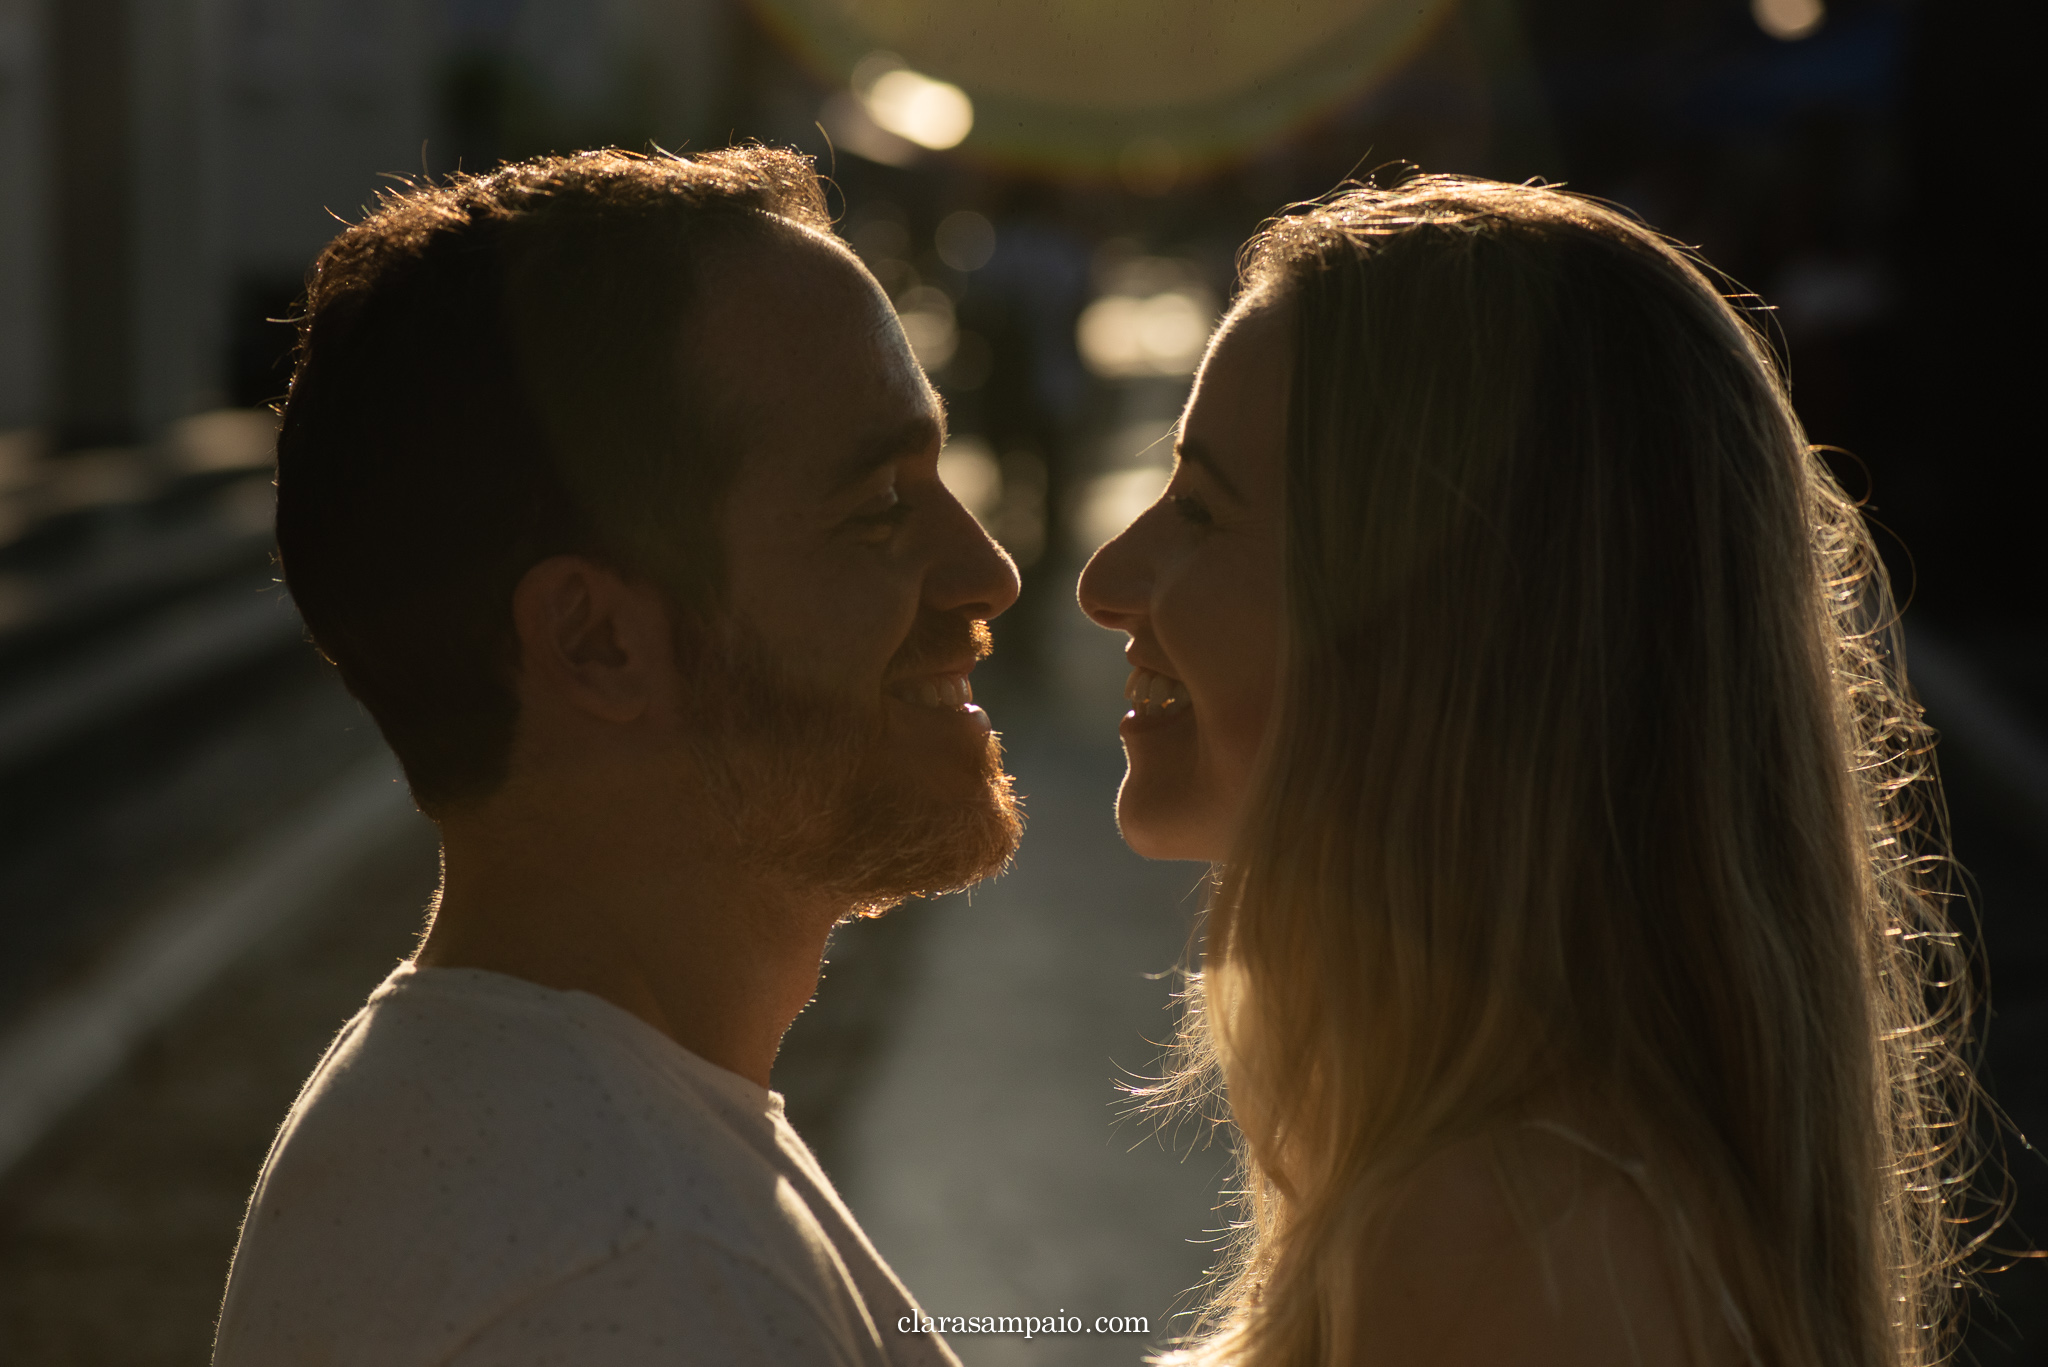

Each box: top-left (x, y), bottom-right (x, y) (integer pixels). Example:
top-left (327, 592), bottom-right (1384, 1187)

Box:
top-left (215, 965), bottom-right (813, 1365)
top-left (262, 964), bottom-right (695, 1193)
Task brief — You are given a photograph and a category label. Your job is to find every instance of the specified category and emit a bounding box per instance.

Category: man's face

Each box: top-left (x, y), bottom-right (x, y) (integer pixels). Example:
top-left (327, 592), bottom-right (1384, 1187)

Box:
top-left (682, 229), bottom-right (1024, 907)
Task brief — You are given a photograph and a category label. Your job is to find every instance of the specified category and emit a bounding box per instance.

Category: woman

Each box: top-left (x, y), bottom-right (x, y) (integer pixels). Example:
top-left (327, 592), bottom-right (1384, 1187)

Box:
top-left (1078, 176), bottom-right (1975, 1365)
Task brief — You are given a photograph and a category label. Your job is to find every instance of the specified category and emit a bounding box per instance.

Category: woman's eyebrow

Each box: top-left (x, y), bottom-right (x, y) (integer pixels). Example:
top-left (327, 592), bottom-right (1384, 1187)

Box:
top-left (1175, 435), bottom-right (1246, 504)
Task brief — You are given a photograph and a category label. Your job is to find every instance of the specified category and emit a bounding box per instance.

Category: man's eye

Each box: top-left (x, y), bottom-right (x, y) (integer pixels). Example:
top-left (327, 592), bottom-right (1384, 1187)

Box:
top-left (853, 487), bottom-right (901, 518)
top-left (849, 487), bottom-right (911, 539)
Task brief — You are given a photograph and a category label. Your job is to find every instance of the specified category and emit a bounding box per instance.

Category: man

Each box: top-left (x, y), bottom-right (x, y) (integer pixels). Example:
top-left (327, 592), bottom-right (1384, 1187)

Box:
top-left (213, 147), bottom-right (1021, 1365)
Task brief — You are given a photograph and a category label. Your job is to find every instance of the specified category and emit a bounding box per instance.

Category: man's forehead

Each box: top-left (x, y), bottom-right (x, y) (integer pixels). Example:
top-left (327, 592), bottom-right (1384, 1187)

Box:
top-left (686, 231), bottom-right (942, 493)
top-left (690, 230), bottom-right (878, 346)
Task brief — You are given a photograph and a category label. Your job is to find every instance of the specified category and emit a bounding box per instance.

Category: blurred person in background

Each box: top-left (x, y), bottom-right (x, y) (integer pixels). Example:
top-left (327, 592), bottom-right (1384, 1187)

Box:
top-left (213, 146), bottom-right (1018, 1365)
top-left (1081, 176), bottom-right (1981, 1366)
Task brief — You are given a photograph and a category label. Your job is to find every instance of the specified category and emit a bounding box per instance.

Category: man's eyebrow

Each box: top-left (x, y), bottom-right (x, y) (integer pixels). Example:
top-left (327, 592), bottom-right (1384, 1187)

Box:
top-left (1175, 435), bottom-right (1246, 504)
top-left (830, 413), bottom-right (946, 494)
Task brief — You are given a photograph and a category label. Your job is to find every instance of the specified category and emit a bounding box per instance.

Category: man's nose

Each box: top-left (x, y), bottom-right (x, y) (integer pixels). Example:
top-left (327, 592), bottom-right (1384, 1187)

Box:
top-left (927, 496), bottom-right (1021, 621)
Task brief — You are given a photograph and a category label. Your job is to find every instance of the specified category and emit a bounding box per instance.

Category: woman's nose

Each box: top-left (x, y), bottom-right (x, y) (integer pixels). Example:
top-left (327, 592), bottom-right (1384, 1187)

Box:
top-left (1077, 515), bottom-right (1152, 633)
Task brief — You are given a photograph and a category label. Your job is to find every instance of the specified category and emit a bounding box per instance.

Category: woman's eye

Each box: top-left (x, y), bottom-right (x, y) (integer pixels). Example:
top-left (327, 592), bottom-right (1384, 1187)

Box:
top-left (1167, 493), bottom-right (1214, 528)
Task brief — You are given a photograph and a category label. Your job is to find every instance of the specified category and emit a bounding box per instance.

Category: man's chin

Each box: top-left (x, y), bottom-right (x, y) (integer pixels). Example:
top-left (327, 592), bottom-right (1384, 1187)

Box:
top-left (831, 736), bottom-right (1022, 913)
top-left (881, 694), bottom-right (997, 769)
top-left (682, 620), bottom-right (1020, 908)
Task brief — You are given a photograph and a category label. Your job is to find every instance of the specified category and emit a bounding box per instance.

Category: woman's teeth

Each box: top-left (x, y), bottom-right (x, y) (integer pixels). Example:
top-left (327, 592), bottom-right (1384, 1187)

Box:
top-left (894, 675), bottom-right (974, 710)
top-left (1124, 667), bottom-right (1191, 718)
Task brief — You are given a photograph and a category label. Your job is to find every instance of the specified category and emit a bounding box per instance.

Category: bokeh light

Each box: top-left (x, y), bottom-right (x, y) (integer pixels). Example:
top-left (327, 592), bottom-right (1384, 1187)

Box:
top-left (894, 285), bottom-right (958, 370)
top-left (753, 0), bottom-right (1456, 174)
top-left (937, 437), bottom-right (1003, 523)
top-left (1075, 256), bottom-right (1217, 379)
top-left (864, 65), bottom-right (975, 150)
top-left (1752, 0), bottom-right (1826, 41)
top-left (1075, 465), bottom-right (1170, 551)
top-left (816, 51), bottom-right (974, 163)
top-left (934, 211), bottom-right (996, 272)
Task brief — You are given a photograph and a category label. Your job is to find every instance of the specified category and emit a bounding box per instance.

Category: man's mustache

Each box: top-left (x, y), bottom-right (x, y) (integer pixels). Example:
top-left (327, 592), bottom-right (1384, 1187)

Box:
top-left (887, 614), bottom-right (993, 678)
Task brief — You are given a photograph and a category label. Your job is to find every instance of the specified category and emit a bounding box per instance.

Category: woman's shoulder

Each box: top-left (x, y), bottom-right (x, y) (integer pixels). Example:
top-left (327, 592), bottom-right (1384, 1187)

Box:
top-left (1347, 1120), bottom-right (1736, 1366)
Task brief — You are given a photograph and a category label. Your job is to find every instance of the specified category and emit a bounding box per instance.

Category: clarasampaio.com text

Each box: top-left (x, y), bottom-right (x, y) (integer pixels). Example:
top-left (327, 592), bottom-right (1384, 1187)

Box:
top-left (898, 1313), bottom-right (1150, 1339)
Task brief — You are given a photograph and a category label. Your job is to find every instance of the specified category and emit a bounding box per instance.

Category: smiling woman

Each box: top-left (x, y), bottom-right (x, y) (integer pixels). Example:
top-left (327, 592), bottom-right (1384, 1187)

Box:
top-left (1079, 309), bottom-right (1287, 862)
top-left (1080, 176), bottom-right (1983, 1367)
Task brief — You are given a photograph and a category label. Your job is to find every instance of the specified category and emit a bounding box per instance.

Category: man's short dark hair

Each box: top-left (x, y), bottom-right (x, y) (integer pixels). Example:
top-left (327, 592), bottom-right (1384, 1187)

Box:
top-left (275, 147), bottom-right (833, 813)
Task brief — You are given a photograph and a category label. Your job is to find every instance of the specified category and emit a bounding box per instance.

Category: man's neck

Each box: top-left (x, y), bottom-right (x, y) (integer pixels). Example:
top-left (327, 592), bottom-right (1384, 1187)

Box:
top-left (417, 787), bottom-right (845, 1089)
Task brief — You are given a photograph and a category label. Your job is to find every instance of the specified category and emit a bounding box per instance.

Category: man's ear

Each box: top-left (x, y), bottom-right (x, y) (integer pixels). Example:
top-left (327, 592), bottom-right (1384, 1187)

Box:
top-left (510, 556), bottom-right (675, 725)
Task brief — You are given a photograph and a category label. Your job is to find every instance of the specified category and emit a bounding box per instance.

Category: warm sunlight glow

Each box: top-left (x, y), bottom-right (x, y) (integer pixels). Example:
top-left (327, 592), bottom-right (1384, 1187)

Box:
top-left (1077, 290), bottom-right (1213, 378)
top-left (762, 0), bottom-right (1456, 174)
top-left (934, 211), bottom-right (997, 272)
top-left (863, 66), bottom-right (975, 150)
top-left (1752, 0), bottom-right (1824, 40)
top-left (895, 286), bottom-right (958, 370)
top-left (1075, 465), bottom-right (1170, 550)
top-left (937, 437), bottom-right (1003, 523)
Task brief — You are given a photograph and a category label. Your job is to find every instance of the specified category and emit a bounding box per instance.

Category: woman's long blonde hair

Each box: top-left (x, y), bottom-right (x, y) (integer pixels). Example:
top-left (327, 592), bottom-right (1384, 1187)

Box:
top-left (1161, 177), bottom-right (1977, 1366)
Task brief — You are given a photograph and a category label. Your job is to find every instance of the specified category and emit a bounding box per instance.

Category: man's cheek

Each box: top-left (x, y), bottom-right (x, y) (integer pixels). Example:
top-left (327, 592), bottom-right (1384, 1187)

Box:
top-left (808, 629), bottom-right (898, 697)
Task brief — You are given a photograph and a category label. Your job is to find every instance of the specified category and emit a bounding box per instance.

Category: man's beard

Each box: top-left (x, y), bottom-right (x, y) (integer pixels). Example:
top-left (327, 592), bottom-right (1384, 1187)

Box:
top-left (683, 612), bottom-right (1022, 914)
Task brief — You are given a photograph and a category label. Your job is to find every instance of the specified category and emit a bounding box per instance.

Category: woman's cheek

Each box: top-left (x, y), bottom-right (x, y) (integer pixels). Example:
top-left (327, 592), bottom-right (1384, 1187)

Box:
top-left (1220, 593), bottom-right (1284, 765)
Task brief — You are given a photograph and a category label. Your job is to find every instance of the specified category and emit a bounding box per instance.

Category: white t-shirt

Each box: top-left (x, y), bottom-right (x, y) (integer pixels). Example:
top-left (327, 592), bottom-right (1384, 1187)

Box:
top-left (214, 963), bottom-right (959, 1367)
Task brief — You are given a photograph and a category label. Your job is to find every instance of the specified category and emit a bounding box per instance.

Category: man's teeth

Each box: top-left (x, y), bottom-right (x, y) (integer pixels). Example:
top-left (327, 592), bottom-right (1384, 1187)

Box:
top-left (1123, 667), bottom-right (1191, 718)
top-left (896, 675), bottom-right (974, 710)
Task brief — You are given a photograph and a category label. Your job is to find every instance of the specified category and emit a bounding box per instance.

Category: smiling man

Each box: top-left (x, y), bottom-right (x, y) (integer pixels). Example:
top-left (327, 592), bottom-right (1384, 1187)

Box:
top-left (212, 149), bottom-right (1018, 1366)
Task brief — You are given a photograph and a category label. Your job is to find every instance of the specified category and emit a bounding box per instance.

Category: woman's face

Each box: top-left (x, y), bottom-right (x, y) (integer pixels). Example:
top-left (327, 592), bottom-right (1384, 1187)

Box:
top-left (1078, 303), bottom-right (1290, 861)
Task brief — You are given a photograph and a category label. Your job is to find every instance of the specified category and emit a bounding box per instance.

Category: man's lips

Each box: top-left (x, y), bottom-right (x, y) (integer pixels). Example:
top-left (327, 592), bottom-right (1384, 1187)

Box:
top-left (887, 672), bottom-right (975, 710)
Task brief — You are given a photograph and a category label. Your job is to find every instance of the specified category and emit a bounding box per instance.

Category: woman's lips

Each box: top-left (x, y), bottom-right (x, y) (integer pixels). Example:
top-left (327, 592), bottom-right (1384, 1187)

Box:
top-left (1123, 667), bottom-right (1191, 719)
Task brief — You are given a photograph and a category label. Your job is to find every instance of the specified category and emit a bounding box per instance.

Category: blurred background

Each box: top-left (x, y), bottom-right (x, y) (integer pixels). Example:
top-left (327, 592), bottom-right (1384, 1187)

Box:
top-left (0, 0), bottom-right (2041, 1361)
